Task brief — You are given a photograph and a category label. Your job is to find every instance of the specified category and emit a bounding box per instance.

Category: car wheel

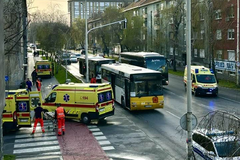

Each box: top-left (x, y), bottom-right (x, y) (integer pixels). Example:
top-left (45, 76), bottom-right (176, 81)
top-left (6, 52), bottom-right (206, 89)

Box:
top-left (81, 113), bottom-right (90, 124)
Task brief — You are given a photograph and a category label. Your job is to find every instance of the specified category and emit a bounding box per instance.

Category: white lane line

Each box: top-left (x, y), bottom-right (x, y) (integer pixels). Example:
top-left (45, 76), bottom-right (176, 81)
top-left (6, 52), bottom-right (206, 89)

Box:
top-left (87, 125), bottom-right (97, 128)
top-left (89, 128), bottom-right (100, 132)
top-left (40, 151), bottom-right (62, 155)
top-left (14, 141), bottom-right (59, 148)
top-left (15, 132), bottom-right (55, 139)
top-left (95, 136), bottom-right (107, 140)
top-left (166, 111), bottom-right (180, 119)
top-left (15, 136), bottom-right (57, 143)
top-left (102, 146), bottom-right (115, 151)
top-left (13, 146), bottom-right (60, 154)
top-left (92, 132), bottom-right (103, 136)
top-left (16, 155), bottom-right (62, 160)
top-left (98, 140), bottom-right (111, 145)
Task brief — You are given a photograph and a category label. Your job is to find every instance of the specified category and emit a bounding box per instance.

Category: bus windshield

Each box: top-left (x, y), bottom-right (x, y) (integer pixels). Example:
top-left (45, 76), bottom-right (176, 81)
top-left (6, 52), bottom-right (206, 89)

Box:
top-left (131, 81), bottom-right (163, 97)
top-left (145, 57), bottom-right (166, 72)
top-left (196, 75), bottom-right (216, 83)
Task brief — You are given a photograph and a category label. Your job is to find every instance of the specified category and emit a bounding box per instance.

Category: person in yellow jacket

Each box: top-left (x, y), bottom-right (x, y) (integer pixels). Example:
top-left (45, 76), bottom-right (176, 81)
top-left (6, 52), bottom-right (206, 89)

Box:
top-left (55, 106), bottom-right (66, 136)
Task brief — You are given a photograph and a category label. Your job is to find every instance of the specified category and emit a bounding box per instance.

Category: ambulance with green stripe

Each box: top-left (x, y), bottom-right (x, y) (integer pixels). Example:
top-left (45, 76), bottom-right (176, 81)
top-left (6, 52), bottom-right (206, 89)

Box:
top-left (42, 83), bottom-right (115, 124)
top-left (2, 89), bottom-right (42, 133)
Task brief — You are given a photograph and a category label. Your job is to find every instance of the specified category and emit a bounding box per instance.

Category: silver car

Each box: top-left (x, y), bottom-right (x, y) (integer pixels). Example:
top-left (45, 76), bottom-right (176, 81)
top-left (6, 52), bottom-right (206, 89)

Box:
top-left (70, 55), bottom-right (78, 63)
top-left (192, 129), bottom-right (240, 159)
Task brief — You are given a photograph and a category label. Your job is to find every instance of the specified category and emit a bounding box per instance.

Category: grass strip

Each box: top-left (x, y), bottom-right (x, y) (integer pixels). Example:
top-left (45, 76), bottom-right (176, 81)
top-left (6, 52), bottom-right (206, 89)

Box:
top-left (4, 155), bottom-right (16, 160)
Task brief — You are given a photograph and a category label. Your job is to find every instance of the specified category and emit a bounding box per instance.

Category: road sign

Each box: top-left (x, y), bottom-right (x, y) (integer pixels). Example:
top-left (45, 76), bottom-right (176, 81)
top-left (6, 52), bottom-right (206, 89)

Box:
top-left (180, 113), bottom-right (198, 131)
top-left (5, 75), bottom-right (9, 82)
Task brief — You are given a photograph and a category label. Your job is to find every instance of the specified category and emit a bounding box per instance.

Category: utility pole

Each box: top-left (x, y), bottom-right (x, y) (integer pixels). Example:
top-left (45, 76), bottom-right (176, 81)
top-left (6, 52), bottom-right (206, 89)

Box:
top-left (85, 0), bottom-right (89, 82)
top-left (186, 0), bottom-right (193, 159)
top-left (22, 0), bottom-right (27, 80)
top-left (0, 0), bottom-right (5, 159)
top-left (237, 0), bottom-right (239, 85)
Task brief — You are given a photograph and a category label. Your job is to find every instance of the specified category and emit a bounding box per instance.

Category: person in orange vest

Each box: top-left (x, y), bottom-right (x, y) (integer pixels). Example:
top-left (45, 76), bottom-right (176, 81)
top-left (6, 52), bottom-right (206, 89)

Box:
top-left (90, 74), bottom-right (96, 83)
top-left (36, 78), bottom-right (42, 91)
top-left (55, 105), bottom-right (66, 136)
top-left (31, 103), bottom-right (45, 134)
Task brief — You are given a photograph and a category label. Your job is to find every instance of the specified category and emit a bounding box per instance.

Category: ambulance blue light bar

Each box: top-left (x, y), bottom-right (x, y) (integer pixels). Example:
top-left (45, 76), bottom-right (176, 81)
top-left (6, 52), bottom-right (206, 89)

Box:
top-left (210, 69), bottom-right (214, 74)
top-left (195, 69), bottom-right (199, 73)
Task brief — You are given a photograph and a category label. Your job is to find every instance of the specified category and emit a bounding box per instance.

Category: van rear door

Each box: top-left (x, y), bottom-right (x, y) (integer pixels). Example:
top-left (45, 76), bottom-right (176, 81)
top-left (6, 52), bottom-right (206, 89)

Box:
top-left (97, 86), bottom-right (114, 116)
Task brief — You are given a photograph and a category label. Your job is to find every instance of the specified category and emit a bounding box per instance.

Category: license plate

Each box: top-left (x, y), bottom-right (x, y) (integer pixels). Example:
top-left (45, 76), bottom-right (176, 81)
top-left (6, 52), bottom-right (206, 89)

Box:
top-left (99, 108), bottom-right (105, 112)
top-left (206, 92), bottom-right (212, 94)
top-left (145, 105), bottom-right (152, 108)
top-left (20, 119), bottom-right (29, 122)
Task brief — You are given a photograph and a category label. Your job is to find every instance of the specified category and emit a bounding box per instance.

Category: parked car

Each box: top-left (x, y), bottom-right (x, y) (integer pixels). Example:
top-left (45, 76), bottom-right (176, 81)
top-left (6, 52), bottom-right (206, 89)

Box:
top-left (61, 53), bottom-right (71, 65)
top-left (80, 49), bottom-right (85, 55)
top-left (192, 129), bottom-right (240, 159)
top-left (75, 54), bottom-right (81, 60)
top-left (70, 55), bottom-right (78, 63)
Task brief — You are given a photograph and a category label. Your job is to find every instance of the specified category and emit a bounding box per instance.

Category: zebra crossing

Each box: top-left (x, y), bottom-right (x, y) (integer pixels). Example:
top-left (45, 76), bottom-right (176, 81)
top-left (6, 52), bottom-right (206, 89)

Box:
top-left (88, 125), bottom-right (115, 151)
top-left (3, 120), bottom-right (62, 160)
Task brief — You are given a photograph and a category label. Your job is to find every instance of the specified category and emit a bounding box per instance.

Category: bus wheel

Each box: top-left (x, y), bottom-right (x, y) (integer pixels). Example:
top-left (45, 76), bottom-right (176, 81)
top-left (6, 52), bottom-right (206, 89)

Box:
top-left (81, 114), bottom-right (90, 124)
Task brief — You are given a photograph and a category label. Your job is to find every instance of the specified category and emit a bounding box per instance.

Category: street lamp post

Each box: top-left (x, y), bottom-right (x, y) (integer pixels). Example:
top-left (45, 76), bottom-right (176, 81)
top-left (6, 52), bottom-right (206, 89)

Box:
top-left (85, 0), bottom-right (89, 82)
top-left (237, 0), bottom-right (239, 85)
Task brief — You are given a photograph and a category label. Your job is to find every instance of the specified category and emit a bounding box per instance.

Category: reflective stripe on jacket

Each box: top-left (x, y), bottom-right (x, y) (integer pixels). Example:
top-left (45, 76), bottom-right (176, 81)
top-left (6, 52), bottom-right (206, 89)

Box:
top-left (56, 107), bottom-right (65, 119)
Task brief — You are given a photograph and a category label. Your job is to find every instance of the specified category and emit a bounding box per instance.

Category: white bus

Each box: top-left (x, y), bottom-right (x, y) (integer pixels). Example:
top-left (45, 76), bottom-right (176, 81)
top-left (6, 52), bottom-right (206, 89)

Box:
top-left (101, 63), bottom-right (164, 111)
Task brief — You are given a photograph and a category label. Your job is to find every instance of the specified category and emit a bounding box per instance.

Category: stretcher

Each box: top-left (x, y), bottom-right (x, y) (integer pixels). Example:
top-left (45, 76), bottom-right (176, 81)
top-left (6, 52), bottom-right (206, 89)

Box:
top-left (44, 112), bottom-right (57, 132)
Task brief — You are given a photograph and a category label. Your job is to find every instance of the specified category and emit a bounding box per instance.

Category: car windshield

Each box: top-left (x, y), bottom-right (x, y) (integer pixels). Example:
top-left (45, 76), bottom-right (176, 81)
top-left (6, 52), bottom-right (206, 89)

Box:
top-left (215, 141), bottom-right (240, 157)
top-left (196, 75), bottom-right (216, 83)
top-left (76, 54), bottom-right (80, 57)
top-left (130, 80), bottom-right (163, 97)
top-left (71, 56), bottom-right (77, 58)
top-left (145, 57), bottom-right (167, 72)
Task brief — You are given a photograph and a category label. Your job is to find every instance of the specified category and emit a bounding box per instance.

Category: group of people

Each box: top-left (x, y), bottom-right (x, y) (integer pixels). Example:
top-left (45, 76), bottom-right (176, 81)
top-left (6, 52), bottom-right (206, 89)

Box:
top-left (26, 67), bottom-right (42, 91)
top-left (31, 103), bottom-right (66, 136)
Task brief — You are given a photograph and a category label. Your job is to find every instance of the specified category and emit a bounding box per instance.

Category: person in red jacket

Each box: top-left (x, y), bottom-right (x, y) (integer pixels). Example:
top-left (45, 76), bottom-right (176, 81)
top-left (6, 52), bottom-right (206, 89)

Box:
top-left (90, 74), bottom-right (96, 83)
top-left (31, 103), bottom-right (45, 134)
top-left (55, 106), bottom-right (66, 136)
top-left (36, 78), bottom-right (42, 91)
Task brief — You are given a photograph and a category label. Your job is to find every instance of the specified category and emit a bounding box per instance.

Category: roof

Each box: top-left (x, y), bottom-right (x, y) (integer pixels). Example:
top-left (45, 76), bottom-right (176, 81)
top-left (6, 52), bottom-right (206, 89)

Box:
top-left (120, 52), bottom-right (164, 58)
top-left (79, 56), bottom-right (114, 62)
top-left (102, 63), bottom-right (160, 77)
top-left (123, 0), bottom-right (160, 12)
top-left (53, 83), bottom-right (111, 90)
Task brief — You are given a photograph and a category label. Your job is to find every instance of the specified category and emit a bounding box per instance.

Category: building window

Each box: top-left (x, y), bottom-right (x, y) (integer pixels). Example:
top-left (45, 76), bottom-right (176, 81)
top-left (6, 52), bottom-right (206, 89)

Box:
top-left (200, 30), bottom-right (204, 39)
top-left (160, 3), bottom-right (164, 10)
top-left (200, 49), bottom-right (205, 58)
top-left (170, 47), bottom-right (173, 55)
top-left (200, 10), bottom-right (204, 20)
top-left (228, 29), bottom-right (235, 40)
top-left (194, 49), bottom-right (198, 57)
top-left (216, 30), bottom-right (222, 40)
top-left (228, 50), bottom-right (235, 61)
top-left (169, 17), bottom-right (174, 24)
top-left (216, 50), bottom-right (222, 60)
top-left (227, 5), bottom-right (234, 18)
top-left (215, 9), bottom-right (222, 19)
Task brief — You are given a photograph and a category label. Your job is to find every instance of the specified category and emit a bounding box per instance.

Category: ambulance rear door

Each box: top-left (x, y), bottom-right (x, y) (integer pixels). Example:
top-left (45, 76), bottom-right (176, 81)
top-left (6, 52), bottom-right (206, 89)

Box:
top-left (29, 91), bottom-right (42, 120)
top-left (16, 93), bottom-right (31, 127)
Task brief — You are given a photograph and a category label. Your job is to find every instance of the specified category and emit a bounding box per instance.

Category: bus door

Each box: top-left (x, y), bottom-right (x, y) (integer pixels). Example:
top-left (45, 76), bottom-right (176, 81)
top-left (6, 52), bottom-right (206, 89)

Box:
top-left (111, 74), bottom-right (116, 97)
top-left (125, 79), bottom-right (130, 109)
top-left (16, 96), bottom-right (31, 127)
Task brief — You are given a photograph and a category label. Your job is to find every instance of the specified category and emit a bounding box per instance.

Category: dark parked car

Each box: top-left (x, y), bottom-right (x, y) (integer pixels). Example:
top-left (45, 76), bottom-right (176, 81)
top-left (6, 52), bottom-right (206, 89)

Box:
top-left (61, 53), bottom-right (71, 65)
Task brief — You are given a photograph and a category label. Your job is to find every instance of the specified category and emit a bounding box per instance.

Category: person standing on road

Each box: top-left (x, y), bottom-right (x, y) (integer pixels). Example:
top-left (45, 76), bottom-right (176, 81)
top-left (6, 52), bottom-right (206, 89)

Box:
top-left (36, 78), bottom-right (42, 91)
top-left (31, 67), bottom-right (37, 85)
top-left (31, 103), bottom-right (45, 134)
top-left (55, 106), bottom-right (66, 136)
top-left (26, 78), bottom-right (32, 91)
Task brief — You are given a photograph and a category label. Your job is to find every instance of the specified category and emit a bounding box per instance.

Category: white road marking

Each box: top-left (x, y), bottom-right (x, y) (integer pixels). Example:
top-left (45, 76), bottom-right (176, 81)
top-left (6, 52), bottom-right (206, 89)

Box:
top-left (95, 136), bottom-right (107, 140)
top-left (98, 140), bottom-right (111, 145)
top-left (166, 111), bottom-right (180, 119)
top-left (15, 132), bottom-right (55, 139)
top-left (13, 146), bottom-right (60, 154)
top-left (15, 136), bottom-right (57, 143)
top-left (16, 155), bottom-right (63, 160)
top-left (89, 128), bottom-right (100, 132)
top-left (102, 146), bottom-right (115, 150)
top-left (87, 125), bottom-right (97, 128)
top-left (92, 132), bottom-right (103, 136)
top-left (14, 141), bottom-right (59, 148)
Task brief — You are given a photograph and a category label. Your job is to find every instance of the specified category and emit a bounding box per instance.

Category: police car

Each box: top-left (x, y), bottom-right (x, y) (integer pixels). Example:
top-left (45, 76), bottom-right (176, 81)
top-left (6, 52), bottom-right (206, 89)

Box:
top-left (192, 129), bottom-right (240, 159)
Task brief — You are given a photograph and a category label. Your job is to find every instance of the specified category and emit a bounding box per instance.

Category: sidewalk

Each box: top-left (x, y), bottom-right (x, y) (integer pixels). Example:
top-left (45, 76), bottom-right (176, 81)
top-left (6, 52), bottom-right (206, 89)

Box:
top-left (28, 52), bottom-right (109, 160)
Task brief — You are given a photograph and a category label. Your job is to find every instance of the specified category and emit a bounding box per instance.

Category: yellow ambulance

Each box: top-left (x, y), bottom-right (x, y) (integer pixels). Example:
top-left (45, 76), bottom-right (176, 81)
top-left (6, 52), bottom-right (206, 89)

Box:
top-left (184, 66), bottom-right (218, 96)
top-left (2, 90), bottom-right (42, 133)
top-left (35, 60), bottom-right (53, 78)
top-left (42, 83), bottom-right (115, 124)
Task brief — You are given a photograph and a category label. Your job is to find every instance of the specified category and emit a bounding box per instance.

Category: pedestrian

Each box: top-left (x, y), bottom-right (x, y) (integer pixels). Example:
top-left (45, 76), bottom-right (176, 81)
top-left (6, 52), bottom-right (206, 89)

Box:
top-left (31, 103), bottom-right (45, 134)
top-left (36, 78), bottom-right (42, 91)
top-left (31, 67), bottom-right (37, 85)
top-left (55, 105), bottom-right (66, 136)
top-left (90, 74), bottom-right (96, 83)
top-left (26, 78), bottom-right (32, 91)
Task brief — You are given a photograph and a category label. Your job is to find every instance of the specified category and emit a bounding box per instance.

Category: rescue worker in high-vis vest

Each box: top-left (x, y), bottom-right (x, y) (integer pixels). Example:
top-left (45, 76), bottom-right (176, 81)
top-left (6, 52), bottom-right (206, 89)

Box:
top-left (31, 103), bottom-right (45, 134)
top-left (55, 106), bottom-right (66, 136)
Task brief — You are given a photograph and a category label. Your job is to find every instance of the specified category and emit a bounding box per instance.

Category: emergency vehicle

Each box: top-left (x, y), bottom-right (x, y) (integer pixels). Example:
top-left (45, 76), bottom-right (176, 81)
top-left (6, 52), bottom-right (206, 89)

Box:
top-left (35, 60), bottom-right (53, 78)
top-left (42, 83), bottom-right (115, 124)
top-left (184, 66), bottom-right (218, 96)
top-left (2, 89), bottom-right (42, 133)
